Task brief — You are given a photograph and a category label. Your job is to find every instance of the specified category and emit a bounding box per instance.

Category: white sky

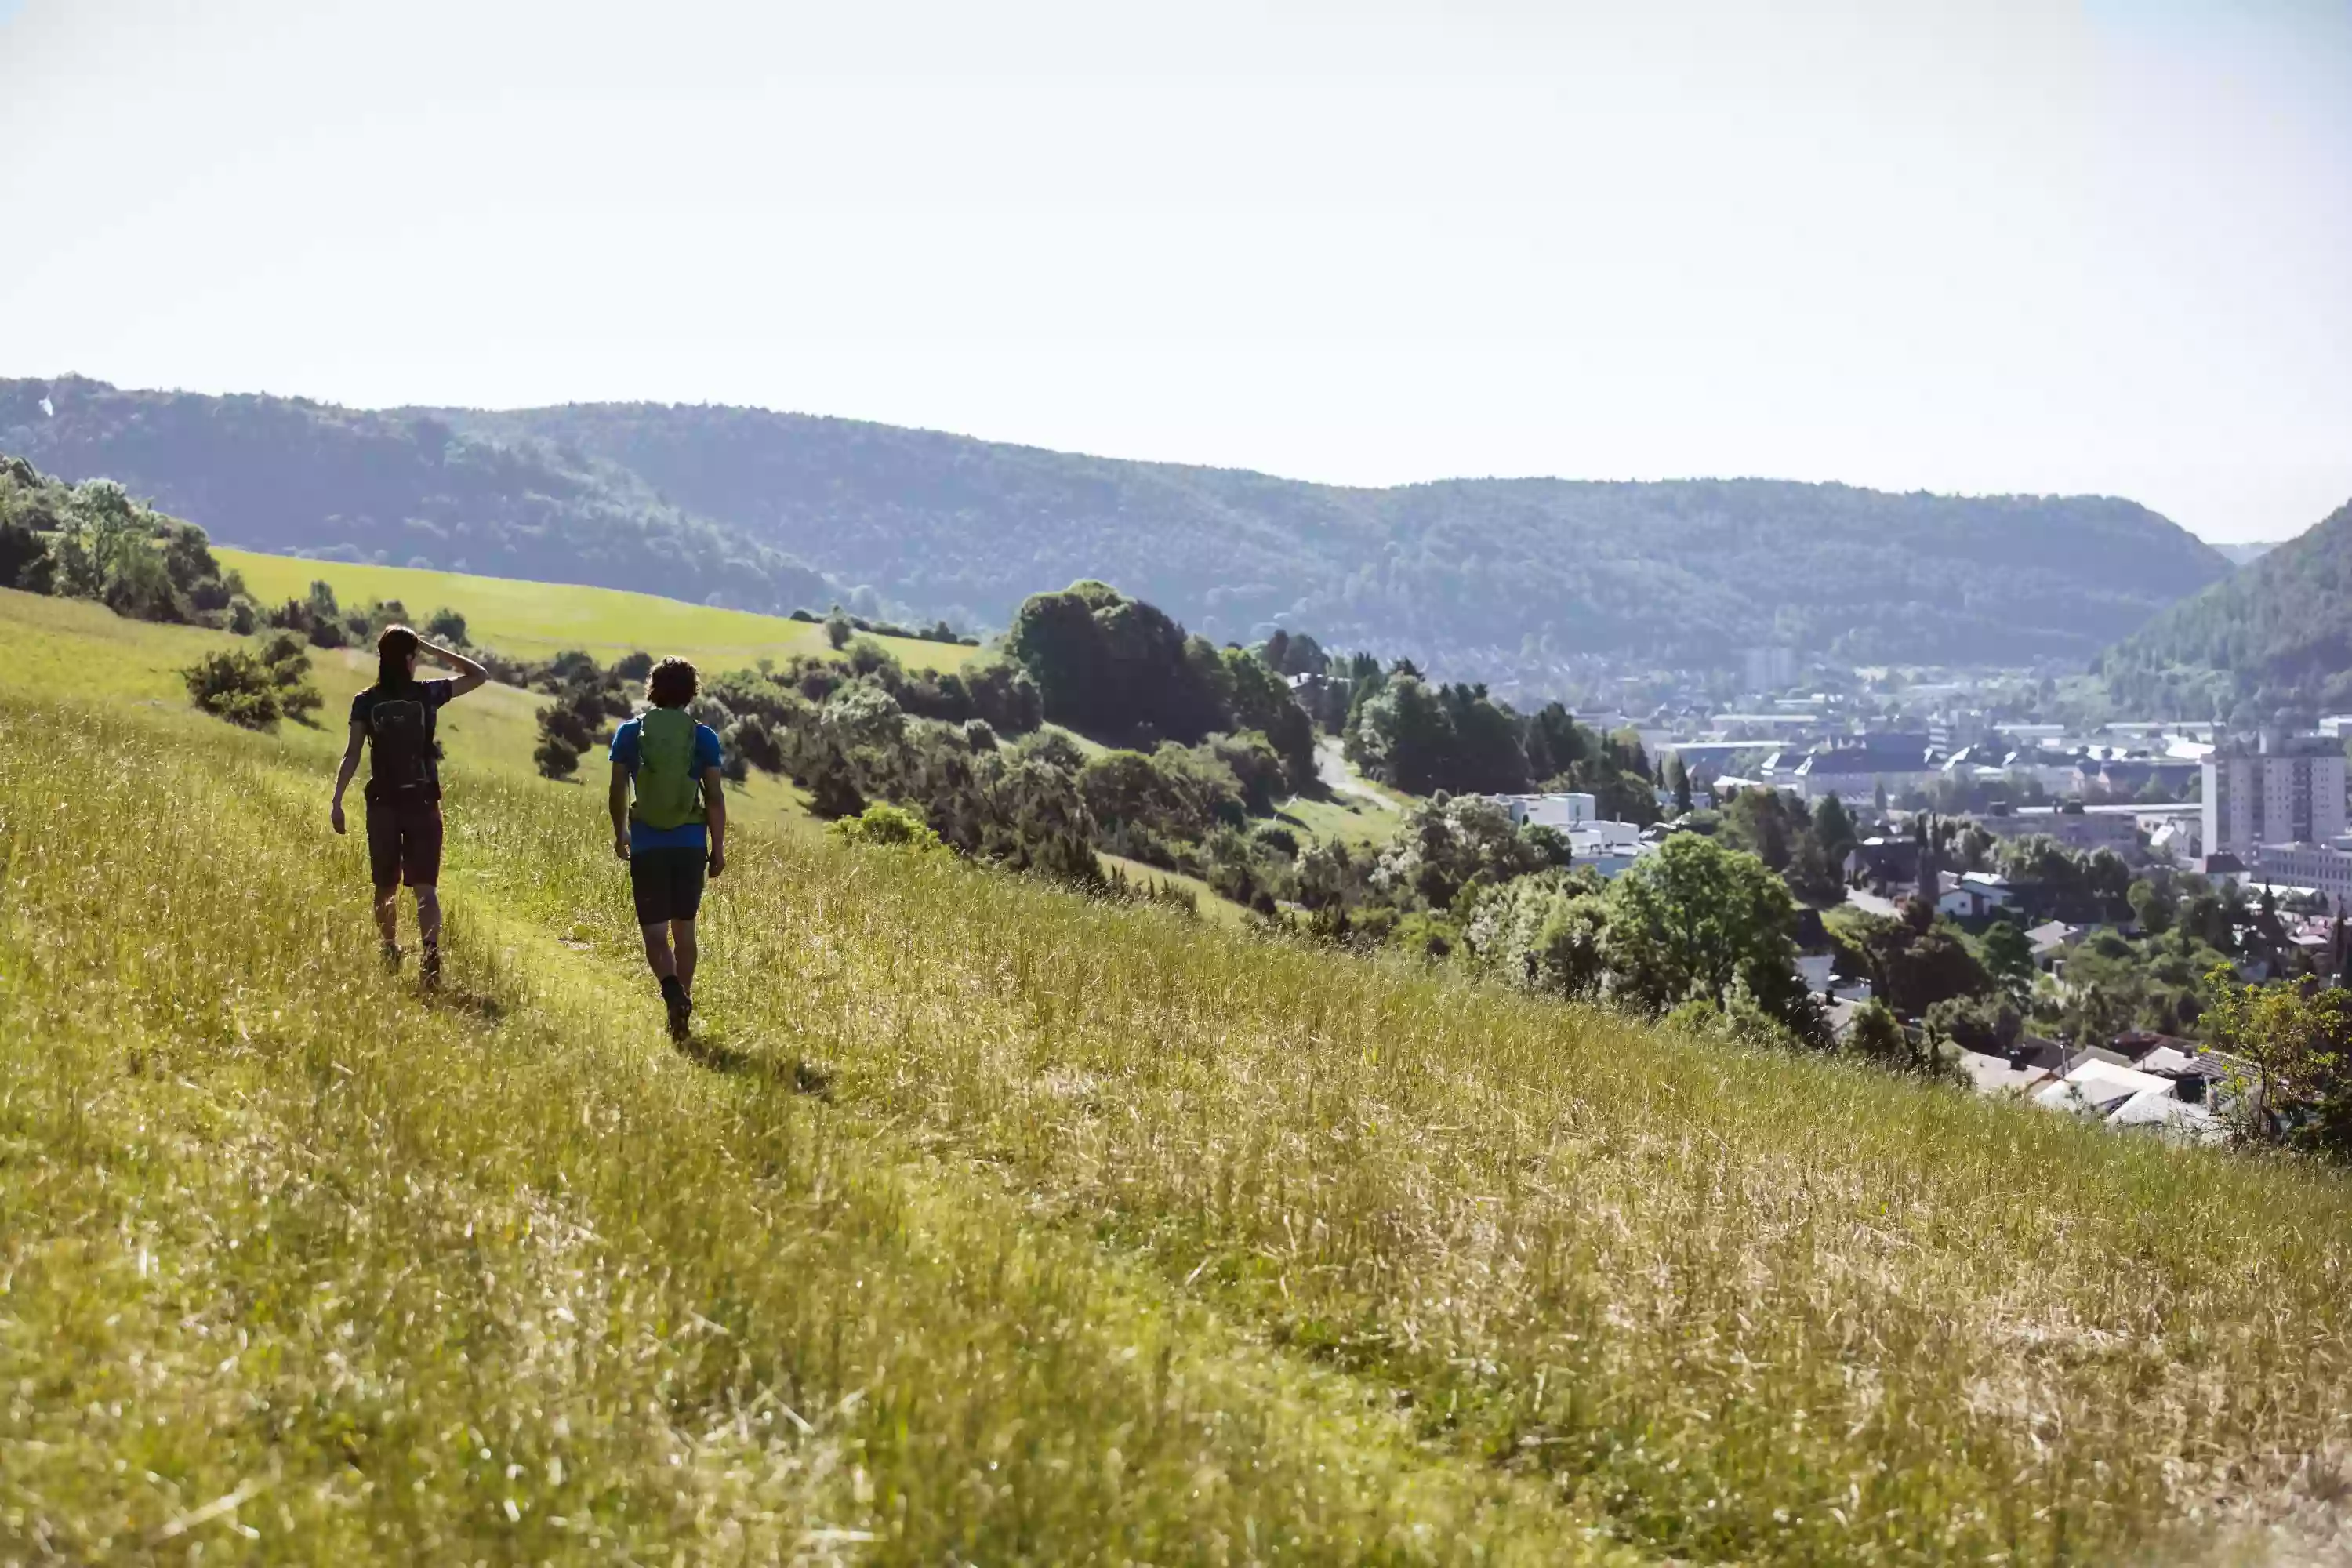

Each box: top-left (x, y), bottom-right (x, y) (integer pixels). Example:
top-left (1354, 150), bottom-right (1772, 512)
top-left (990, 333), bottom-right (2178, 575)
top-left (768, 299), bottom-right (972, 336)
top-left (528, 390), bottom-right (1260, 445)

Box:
top-left (2, 0), bottom-right (2346, 542)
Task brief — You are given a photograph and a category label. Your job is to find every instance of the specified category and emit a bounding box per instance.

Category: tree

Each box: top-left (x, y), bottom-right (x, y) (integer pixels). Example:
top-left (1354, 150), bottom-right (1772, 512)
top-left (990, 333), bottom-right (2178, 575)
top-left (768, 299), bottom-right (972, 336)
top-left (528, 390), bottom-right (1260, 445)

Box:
top-left (2200, 967), bottom-right (2352, 1160)
top-left (1601, 833), bottom-right (1811, 1034)
top-left (825, 607), bottom-right (853, 650)
top-left (1348, 672), bottom-right (1455, 794)
top-left (1981, 919), bottom-right (2034, 995)
top-left (1840, 904), bottom-right (1994, 1018)
top-left (1667, 753), bottom-right (1693, 816)
top-left (2128, 877), bottom-right (2174, 936)
top-left (1923, 992), bottom-right (2020, 1053)
top-left (1845, 999), bottom-right (1909, 1066)
top-left (1004, 581), bottom-right (1232, 743)
top-left (1370, 796), bottom-right (1554, 912)
top-left (1812, 793), bottom-right (1858, 869)
top-left (1462, 869), bottom-right (1610, 1000)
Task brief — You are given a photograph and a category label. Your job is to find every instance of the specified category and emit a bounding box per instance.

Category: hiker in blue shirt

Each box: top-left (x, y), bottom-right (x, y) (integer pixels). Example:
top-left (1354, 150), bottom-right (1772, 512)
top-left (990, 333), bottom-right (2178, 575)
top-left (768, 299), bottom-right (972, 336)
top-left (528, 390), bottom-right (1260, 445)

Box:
top-left (608, 657), bottom-right (728, 1040)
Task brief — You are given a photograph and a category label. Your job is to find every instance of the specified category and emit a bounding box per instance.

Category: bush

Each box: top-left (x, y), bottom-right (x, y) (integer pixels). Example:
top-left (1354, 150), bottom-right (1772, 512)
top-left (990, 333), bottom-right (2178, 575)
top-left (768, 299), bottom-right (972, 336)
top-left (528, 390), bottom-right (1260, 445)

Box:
top-left (425, 607), bottom-right (469, 645)
top-left (728, 714), bottom-right (787, 775)
top-left (806, 749), bottom-right (867, 819)
top-left (832, 803), bottom-right (949, 855)
top-left (182, 651), bottom-right (283, 729)
top-left (1251, 822), bottom-right (1301, 858)
top-left (533, 738), bottom-right (582, 779)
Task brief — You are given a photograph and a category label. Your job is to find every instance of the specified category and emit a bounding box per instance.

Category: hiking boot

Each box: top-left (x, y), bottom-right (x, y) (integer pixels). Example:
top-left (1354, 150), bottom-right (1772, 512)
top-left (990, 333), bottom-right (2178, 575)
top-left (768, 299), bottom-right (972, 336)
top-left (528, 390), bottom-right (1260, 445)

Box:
top-left (661, 976), bottom-right (692, 1041)
top-left (380, 942), bottom-right (403, 972)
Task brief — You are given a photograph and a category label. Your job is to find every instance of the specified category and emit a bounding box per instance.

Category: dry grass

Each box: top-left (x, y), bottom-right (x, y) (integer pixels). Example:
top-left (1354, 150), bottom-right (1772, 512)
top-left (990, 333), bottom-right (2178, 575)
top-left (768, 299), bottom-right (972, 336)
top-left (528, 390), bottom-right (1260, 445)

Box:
top-left (3, 598), bottom-right (2350, 1563)
top-left (0, 705), bottom-right (1610, 1563)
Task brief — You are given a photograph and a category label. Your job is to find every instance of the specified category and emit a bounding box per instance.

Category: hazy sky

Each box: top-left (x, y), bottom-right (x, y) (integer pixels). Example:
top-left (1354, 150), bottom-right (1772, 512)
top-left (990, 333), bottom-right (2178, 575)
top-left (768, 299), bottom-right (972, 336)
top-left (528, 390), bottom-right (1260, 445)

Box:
top-left (2, 0), bottom-right (2346, 542)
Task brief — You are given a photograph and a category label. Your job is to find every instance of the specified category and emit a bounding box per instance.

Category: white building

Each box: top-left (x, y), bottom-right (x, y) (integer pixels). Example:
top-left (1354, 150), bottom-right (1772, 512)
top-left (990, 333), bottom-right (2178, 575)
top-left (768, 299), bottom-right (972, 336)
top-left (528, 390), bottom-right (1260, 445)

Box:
top-left (1568, 820), bottom-right (1653, 878)
top-left (1935, 871), bottom-right (2019, 920)
top-left (2203, 738), bottom-right (2347, 858)
top-left (1492, 792), bottom-right (1597, 831)
top-left (2252, 843), bottom-right (2352, 913)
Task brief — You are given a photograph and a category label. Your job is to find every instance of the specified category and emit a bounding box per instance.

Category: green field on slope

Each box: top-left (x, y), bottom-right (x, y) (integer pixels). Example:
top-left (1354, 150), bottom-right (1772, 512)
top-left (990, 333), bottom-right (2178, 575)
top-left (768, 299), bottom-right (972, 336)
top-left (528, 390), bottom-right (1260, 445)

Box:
top-left (4, 591), bottom-right (2351, 1563)
top-left (220, 547), bottom-right (981, 672)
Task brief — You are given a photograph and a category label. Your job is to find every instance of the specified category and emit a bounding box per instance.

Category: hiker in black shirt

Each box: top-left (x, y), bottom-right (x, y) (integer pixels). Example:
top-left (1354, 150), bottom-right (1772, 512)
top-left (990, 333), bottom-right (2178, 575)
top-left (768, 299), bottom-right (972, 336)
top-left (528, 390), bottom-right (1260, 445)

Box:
top-left (330, 624), bottom-right (487, 981)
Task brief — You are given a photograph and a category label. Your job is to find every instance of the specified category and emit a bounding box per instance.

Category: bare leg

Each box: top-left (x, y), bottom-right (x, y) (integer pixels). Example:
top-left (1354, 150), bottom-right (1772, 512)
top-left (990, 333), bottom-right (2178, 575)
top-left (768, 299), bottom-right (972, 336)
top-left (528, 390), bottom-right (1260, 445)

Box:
top-left (673, 919), bottom-right (699, 999)
top-left (640, 922), bottom-right (677, 981)
top-left (414, 886), bottom-right (442, 980)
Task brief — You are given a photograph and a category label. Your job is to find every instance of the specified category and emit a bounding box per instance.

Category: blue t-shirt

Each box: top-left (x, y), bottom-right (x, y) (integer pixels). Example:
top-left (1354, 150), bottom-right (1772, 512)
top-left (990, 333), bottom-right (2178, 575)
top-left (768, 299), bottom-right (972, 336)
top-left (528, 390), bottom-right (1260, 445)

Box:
top-left (609, 715), bottom-right (724, 852)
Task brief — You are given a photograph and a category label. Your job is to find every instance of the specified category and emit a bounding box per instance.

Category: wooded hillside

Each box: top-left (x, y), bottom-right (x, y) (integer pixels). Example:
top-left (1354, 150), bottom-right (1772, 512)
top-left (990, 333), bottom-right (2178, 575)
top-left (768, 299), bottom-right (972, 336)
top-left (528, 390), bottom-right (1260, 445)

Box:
top-left (3, 377), bottom-right (2230, 682)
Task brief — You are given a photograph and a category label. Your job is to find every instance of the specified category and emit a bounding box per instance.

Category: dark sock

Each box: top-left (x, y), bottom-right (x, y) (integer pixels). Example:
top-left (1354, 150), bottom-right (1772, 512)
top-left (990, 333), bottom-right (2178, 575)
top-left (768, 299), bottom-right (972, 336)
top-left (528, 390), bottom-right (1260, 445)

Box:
top-left (660, 974), bottom-right (684, 1001)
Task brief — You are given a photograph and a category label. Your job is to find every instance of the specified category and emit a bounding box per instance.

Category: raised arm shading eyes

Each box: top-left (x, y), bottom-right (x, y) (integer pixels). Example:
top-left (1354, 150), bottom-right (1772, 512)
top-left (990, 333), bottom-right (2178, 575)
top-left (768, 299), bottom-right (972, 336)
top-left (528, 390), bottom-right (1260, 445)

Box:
top-left (422, 639), bottom-right (491, 697)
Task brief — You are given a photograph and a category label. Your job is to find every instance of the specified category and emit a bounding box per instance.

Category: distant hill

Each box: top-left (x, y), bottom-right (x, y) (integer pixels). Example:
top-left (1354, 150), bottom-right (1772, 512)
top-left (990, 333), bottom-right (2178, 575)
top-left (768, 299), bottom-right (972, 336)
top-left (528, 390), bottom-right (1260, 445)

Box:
top-left (2215, 541), bottom-right (2281, 566)
top-left (0, 377), bottom-right (832, 616)
top-left (3, 376), bottom-right (2229, 684)
top-left (2100, 499), bottom-right (2352, 719)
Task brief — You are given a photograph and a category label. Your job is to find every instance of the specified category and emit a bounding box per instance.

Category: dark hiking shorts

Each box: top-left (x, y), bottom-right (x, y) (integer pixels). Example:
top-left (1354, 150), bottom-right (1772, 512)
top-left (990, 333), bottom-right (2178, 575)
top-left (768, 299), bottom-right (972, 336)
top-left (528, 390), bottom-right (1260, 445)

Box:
top-left (630, 847), bottom-right (708, 926)
top-left (365, 795), bottom-right (444, 889)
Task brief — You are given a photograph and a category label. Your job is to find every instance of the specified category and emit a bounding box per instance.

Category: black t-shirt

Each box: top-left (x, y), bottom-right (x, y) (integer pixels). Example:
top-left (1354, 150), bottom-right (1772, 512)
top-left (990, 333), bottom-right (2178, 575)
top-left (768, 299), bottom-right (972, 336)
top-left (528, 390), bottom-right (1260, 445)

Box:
top-left (350, 679), bottom-right (454, 800)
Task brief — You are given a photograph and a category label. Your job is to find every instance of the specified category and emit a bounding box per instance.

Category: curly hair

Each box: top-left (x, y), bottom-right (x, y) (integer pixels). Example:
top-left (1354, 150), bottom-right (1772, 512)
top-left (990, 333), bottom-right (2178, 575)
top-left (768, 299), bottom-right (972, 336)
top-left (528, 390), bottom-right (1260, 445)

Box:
top-left (646, 656), bottom-right (699, 709)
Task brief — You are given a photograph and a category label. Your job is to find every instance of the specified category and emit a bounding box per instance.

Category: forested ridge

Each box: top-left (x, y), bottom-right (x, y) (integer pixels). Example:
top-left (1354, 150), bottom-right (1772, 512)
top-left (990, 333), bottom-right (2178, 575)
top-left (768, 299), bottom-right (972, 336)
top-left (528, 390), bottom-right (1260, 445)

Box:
top-left (2100, 497), bottom-right (2352, 717)
top-left (0, 378), bottom-right (830, 615)
top-left (4, 376), bottom-right (2228, 682)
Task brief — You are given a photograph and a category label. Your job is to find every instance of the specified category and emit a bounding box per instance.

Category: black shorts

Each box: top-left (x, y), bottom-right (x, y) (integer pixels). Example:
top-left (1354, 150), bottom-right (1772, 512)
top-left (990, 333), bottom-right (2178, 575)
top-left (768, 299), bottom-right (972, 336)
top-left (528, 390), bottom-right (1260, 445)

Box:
top-left (365, 794), bottom-right (443, 889)
top-left (630, 847), bottom-right (707, 926)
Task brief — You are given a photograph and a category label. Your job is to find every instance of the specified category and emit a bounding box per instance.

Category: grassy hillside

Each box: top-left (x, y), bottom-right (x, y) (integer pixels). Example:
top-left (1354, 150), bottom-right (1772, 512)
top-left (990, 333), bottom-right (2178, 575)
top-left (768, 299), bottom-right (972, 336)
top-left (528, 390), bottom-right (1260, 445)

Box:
top-left (5, 592), bottom-right (2352, 1562)
top-left (5, 378), bottom-right (2228, 686)
top-left (220, 548), bottom-right (980, 672)
top-left (2101, 498), bottom-right (2352, 718)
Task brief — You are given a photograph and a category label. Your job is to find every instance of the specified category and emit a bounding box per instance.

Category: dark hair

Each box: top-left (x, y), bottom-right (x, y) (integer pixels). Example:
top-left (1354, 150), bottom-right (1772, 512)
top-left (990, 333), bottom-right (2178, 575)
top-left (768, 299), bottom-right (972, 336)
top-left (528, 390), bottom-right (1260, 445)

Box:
top-left (647, 656), bottom-right (699, 709)
top-left (377, 624), bottom-right (420, 689)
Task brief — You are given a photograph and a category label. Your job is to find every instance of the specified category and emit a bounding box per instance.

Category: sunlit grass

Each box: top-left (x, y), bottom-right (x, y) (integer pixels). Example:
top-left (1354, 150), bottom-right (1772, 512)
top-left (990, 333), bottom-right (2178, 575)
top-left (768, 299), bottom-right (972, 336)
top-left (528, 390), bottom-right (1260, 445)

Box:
top-left (219, 548), bottom-right (980, 672)
top-left (0, 706), bottom-right (1604, 1563)
top-left (3, 595), bottom-right (2350, 1563)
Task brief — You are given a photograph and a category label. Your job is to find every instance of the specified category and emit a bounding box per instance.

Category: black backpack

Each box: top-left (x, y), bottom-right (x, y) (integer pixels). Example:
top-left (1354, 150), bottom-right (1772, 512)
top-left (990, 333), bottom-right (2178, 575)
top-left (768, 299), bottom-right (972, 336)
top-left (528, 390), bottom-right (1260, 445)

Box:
top-left (369, 691), bottom-right (438, 796)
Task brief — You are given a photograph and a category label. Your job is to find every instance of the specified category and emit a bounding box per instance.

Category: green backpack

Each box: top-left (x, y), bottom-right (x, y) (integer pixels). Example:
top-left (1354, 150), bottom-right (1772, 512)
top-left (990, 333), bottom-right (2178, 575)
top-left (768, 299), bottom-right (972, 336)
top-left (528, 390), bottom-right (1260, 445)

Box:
top-left (630, 708), bottom-right (705, 832)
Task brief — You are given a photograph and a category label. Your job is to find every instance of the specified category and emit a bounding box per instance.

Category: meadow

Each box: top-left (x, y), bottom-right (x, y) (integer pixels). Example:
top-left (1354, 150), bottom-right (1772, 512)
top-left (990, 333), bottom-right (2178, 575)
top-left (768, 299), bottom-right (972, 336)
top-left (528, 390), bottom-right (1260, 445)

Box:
top-left (2, 590), bottom-right (2350, 1563)
top-left (218, 548), bottom-right (981, 672)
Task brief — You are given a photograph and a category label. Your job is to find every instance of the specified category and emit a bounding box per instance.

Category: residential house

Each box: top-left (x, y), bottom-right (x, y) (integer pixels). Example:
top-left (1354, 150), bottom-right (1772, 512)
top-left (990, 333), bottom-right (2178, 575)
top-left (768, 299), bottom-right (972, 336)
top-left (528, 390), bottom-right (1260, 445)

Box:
top-left (1934, 870), bottom-right (2019, 920)
top-left (1844, 835), bottom-right (1924, 891)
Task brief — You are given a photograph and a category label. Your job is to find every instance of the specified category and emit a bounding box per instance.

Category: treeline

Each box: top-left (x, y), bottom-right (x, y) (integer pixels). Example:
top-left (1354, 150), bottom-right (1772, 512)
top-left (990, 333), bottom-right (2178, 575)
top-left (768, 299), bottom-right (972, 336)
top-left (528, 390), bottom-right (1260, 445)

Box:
top-left (795, 605), bottom-right (977, 648)
top-left (0, 456), bottom-right (244, 626)
top-left (4, 380), bottom-right (838, 615)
